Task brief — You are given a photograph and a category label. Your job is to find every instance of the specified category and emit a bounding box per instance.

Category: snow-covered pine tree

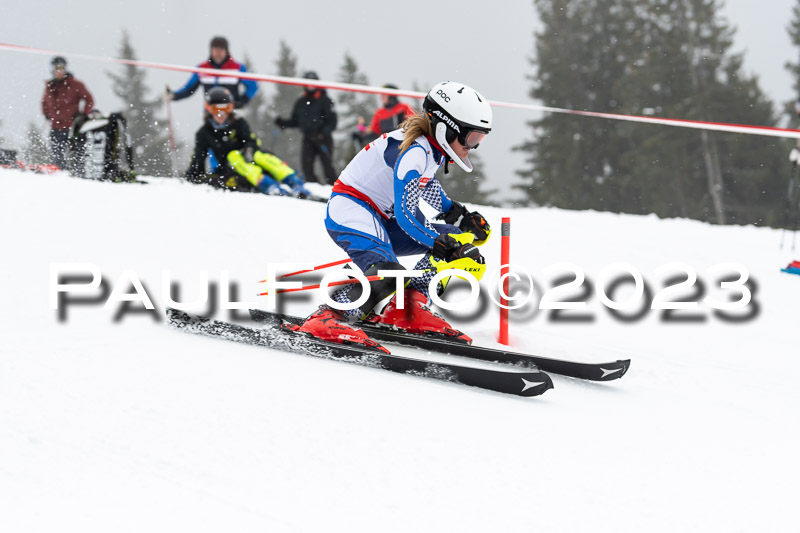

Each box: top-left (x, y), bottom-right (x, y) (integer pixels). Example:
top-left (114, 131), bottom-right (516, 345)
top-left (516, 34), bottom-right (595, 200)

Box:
top-left (23, 122), bottom-right (49, 165)
top-left (516, 0), bottom-right (783, 225)
top-left (440, 151), bottom-right (499, 207)
top-left (107, 30), bottom-right (172, 177)
top-left (334, 52), bottom-right (376, 170)
top-left (239, 54), bottom-right (272, 149)
top-left (268, 41), bottom-right (302, 173)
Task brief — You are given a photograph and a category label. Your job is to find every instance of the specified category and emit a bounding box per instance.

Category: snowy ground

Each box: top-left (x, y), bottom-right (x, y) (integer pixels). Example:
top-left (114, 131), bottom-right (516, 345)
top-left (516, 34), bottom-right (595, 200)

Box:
top-left (1, 168), bottom-right (798, 532)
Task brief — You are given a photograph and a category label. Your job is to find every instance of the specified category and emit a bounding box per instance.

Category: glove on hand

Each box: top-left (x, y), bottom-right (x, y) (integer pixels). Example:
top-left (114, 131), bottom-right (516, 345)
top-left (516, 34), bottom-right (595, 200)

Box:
top-left (274, 117), bottom-right (287, 128)
top-left (242, 146), bottom-right (255, 163)
top-left (459, 211), bottom-right (491, 244)
top-left (436, 201), bottom-right (469, 225)
top-left (436, 202), bottom-right (491, 244)
top-left (432, 234), bottom-right (483, 264)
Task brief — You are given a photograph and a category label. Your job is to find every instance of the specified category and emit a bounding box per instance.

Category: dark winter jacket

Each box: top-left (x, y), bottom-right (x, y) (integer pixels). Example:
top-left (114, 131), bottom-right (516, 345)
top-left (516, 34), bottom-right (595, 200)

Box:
top-left (172, 55), bottom-right (258, 108)
top-left (185, 115), bottom-right (259, 179)
top-left (41, 74), bottom-right (94, 131)
top-left (279, 89), bottom-right (337, 139)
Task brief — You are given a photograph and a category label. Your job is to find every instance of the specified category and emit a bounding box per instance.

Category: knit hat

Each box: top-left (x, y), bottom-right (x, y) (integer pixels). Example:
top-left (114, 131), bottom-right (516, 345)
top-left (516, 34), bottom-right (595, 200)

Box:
top-left (209, 36), bottom-right (229, 51)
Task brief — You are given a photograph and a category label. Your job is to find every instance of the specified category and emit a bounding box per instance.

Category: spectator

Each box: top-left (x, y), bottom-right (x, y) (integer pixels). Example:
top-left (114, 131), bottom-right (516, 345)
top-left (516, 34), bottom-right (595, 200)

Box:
top-left (167, 36), bottom-right (258, 109)
top-left (274, 71), bottom-right (338, 184)
top-left (185, 87), bottom-right (311, 198)
top-left (369, 83), bottom-right (417, 137)
top-left (41, 56), bottom-right (94, 171)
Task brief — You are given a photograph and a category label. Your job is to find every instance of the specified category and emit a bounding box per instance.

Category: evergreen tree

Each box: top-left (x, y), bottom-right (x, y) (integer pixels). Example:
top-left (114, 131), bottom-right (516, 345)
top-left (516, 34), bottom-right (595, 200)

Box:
top-left (516, 0), bottom-right (638, 213)
top-left (632, 0), bottom-right (784, 225)
top-left (442, 153), bottom-right (499, 206)
top-left (268, 41), bottom-right (302, 172)
top-left (781, 0), bottom-right (800, 229)
top-left (22, 122), bottom-right (49, 165)
top-left (787, 0), bottom-right (800, 127)
top-left (239, 54), bottom-right (272, 148)
top-left (107, 30), bottom-right (172, 177)
top-left (517, 0), bottom-right (784, 225)
top-left (334, 52), bottom-right (376, 170)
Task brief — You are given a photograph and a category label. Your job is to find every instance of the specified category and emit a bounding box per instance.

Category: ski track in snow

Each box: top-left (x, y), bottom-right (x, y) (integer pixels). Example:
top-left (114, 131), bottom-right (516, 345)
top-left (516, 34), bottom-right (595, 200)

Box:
top-left (1, 168), bottom-right (798, 532)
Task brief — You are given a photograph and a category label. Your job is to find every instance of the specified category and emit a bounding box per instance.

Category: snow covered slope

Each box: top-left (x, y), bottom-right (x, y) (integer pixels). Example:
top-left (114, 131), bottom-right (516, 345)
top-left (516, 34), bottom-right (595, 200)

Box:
top-left (1, 168), bottom-right (798, 532)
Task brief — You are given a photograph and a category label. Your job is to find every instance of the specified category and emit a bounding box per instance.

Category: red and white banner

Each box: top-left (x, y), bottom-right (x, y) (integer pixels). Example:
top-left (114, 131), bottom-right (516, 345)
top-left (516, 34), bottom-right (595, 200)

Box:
top-left (4, 41), bottom-right (800, 140)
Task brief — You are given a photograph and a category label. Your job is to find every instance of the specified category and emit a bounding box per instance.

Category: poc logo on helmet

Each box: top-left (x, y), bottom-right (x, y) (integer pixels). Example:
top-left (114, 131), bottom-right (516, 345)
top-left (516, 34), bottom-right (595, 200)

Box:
top-left (436, 89), bottom-right (450, 102)
top-left (432, 110), bottom-right (461, 133)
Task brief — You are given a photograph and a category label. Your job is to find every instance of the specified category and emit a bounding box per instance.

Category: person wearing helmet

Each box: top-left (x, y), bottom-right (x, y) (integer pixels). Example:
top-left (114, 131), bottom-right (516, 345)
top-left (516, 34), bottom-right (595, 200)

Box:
top-left (41, 56), bottom-right (94, 171)
top-left (167, 36), bottom-right (258, 109)
top-left (368, 83), bottom-right (417, 138)
top-left (290, 81), bottom-right (493, 350)
top-left (274, 71), bottom-right (338, 185)
top-left (185, 87), bottom-right (311, 197)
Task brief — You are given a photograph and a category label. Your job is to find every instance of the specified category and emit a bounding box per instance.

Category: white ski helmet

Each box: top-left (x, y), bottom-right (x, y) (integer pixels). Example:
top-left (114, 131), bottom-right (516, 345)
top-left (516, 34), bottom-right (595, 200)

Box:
top-left (423, 81), bottom-right (492, 172)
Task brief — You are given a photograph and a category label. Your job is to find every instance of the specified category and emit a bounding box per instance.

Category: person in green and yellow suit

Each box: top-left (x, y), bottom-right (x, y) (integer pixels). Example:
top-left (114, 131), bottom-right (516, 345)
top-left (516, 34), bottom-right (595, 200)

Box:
top-left (185, 87), bottom-right (311, 197)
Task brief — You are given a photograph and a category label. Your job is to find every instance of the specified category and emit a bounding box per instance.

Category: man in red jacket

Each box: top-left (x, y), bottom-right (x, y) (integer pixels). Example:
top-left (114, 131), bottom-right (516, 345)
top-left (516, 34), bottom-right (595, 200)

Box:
top-left (369, 83), bottom-right (416, 136)
top-left (41, 56), bottom-right (94, 171)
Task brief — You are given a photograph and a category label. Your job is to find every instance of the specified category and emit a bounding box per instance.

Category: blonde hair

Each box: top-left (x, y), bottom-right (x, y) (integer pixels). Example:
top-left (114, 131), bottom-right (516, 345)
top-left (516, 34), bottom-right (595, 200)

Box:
top-left (398, 112), bottom-right (432, 154)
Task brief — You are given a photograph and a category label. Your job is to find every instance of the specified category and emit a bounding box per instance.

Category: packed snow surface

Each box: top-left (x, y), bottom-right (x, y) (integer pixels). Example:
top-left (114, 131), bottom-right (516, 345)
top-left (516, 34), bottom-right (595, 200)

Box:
top-left (1, 169), bottom-right (798, 532)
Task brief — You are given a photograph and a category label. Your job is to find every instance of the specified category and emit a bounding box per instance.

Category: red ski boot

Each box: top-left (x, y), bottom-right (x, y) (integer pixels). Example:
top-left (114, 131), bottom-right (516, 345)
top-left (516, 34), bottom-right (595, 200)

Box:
top-left (292, 306), bottom-right (389, 353)
top-left (375, 289), bottom-right (472, 344)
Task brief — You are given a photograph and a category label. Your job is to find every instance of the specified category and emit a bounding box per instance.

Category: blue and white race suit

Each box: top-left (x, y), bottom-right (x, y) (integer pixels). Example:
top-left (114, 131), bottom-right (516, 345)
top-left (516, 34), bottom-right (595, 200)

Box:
top-left (326, 130), bottom-right (460, 288)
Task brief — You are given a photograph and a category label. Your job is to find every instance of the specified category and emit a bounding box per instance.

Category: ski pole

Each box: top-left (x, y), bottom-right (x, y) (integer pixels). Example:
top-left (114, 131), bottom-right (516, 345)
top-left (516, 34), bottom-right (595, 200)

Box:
top-left (258, 258), bottom-right (354, 283)
top-left (258, 275), bottom-right (382, 296)
top-left (164, 85), bottom-right (179, 177)
top-left (258, 258), bottom-right (479, 287)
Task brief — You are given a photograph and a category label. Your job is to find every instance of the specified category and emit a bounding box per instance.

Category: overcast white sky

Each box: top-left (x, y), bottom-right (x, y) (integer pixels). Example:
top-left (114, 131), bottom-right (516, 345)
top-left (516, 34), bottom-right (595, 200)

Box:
top-left (0, 0), bottom-right (796, 200)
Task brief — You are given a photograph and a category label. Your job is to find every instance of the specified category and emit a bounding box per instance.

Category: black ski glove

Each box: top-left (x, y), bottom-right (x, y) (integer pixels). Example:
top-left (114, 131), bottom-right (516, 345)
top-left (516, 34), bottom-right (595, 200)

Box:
top-left (432, 233), bottom-right (484, 264)
top-left (436, 202), bottom-right (491, 244)
top-left (436, 201), bottom-right (469, 225)
top-left (459, 211), bottom-right (491, 244)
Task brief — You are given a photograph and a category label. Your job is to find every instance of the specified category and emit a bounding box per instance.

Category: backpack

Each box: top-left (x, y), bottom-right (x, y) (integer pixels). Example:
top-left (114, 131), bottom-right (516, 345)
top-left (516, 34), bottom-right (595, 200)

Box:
top-left (71, 112), bottom-right (135, 181)
top-left (0, 148), bottom-right (17, 165)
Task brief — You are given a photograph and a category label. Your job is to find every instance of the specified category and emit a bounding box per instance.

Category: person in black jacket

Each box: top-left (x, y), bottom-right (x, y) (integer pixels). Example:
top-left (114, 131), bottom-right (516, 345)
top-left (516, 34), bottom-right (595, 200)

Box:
top-left (186, 87), bottom-right (310, 197)
top-left (275, 71), bottom-right (338, 185)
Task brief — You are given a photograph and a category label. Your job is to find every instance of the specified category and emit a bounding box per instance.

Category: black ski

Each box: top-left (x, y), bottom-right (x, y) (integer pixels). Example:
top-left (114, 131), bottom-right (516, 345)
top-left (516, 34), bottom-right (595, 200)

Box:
top-left (166, 308), bottom-right (553, 397)
top-left (249, 309), bottom-right (630, 382)
top-left (296, 193), bottom-right (328, 204)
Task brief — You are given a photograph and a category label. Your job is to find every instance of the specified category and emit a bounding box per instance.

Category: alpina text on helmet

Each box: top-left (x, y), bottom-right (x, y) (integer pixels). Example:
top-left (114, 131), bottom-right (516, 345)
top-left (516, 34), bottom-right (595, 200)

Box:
top-left (432, 110), bottom-right (461, 133)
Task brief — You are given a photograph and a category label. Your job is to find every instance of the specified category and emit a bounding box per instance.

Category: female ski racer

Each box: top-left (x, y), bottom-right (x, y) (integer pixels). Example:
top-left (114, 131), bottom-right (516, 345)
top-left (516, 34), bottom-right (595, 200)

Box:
top-left (292, 81), bottom-right (493, 351)
top-left (185, 87), bottom-right (310, 197)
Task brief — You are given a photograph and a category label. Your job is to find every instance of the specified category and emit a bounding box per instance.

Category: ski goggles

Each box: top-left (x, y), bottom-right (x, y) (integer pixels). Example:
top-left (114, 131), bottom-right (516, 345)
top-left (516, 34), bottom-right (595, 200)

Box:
top-left (462, 129), bottom-right (488, 150)
top-left (205, 102), bottom-right (234, 117)
top-left (445, 127), bottom-right (489, 150)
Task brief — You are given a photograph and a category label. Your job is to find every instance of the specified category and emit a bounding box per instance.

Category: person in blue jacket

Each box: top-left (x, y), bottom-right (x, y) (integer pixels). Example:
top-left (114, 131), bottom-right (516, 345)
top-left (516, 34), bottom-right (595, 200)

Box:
top-left (166, 36), bottom-right (257, 109)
